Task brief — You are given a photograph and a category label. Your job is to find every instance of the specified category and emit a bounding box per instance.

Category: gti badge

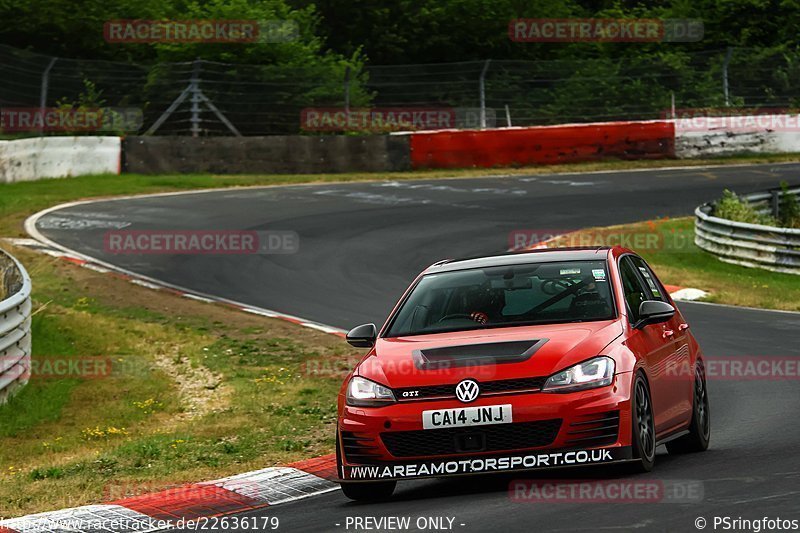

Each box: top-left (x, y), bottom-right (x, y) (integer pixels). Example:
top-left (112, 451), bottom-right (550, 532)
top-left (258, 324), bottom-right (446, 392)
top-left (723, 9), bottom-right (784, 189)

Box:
top-left (455, 379), bottom-right (480, 403)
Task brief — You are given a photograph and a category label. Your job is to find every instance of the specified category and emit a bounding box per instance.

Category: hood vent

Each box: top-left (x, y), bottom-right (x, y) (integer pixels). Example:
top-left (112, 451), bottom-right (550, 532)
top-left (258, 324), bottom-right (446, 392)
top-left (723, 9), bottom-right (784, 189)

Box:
top-left (412, 339), bottom-right (548, 370)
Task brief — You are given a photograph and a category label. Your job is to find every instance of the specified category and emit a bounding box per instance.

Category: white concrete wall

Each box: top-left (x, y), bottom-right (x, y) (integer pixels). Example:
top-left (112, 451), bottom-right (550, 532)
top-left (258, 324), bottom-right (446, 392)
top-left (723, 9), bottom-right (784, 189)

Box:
top-left (674, 115), bottom-right (800, 158)
top-left (0, 136), bottom-right (121, 183)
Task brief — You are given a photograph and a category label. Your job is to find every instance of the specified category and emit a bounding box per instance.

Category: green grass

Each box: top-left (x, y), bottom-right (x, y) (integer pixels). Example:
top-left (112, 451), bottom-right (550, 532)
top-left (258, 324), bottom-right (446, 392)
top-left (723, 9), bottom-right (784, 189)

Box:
top-left (643, 219), bottom-right (800, 310)
top-left (0, 247), bottom-right (353, 515)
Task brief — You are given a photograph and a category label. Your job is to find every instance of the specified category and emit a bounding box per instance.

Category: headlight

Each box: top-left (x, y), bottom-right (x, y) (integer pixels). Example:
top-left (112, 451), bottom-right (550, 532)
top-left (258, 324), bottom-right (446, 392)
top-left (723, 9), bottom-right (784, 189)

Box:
top-left (346, 376), bottom-right (396, 407)
top-left (542, 356), bottom-right (615, 393)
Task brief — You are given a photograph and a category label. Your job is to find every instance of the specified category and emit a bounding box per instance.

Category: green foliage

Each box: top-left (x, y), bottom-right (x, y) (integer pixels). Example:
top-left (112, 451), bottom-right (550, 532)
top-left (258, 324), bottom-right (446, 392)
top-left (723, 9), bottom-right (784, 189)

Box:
top-left (55, 79), bottom-right (105, 109)
top-left (714, 189), bottom-right (777, 226)
top-left (53, 78), bottom-right (122, 136)
top-left (4, 0), bottom-right (800, 66)
top-left (2, 0), bottom-right (800, 132)
top-left (778, 181), bottom-right (800, 228)
top-left (0, 0), bottom-right (343, 66)
top-left (0, 313), bottom-right (81, 437)
top-left (305, 0), bottom-right (800, 64)
top-left (715, 183), bottom-right (800, 229)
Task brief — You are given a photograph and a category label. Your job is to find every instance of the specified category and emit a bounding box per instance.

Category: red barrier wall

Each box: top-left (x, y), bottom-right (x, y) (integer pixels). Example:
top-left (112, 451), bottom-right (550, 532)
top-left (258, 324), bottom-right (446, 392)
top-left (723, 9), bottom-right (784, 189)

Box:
top-left (409, 120), bottom-right (675, 169)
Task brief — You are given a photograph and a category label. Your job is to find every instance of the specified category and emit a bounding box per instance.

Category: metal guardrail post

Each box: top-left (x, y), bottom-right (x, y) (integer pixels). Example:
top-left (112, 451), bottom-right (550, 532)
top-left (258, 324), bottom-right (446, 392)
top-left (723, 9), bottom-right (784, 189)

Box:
top-left (479, 59), bottom-right (491, 129)
top-left (38, 57), bottom-right (58, 135)
top-left (770, 189), bottom-right (780, 219)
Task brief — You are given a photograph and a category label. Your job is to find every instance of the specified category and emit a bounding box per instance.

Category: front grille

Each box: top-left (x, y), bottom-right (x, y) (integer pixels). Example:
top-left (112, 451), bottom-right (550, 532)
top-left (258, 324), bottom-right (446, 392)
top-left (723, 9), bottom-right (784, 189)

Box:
top-left (481, 377), bottom-right (546, 394)
top-left (381, 419), bottom-right (562, 458)
top-left (394, 376), bottom-right (546, 402)
top-left (564, 411), bottom-right (620, 447)
top-left (341, 431), bottom-right (382, 464)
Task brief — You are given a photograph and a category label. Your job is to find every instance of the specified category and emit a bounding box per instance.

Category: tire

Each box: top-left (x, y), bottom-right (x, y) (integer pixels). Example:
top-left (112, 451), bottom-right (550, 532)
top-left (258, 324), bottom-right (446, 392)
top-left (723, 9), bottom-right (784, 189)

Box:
top-left (666, 364), bottom-right (710, 454)
top-left (340, 480), bottom-right (397, 502)
top-left (336, 430), bottom-right (397, 502)
top-left (626, 373), bottom-right (656, 473)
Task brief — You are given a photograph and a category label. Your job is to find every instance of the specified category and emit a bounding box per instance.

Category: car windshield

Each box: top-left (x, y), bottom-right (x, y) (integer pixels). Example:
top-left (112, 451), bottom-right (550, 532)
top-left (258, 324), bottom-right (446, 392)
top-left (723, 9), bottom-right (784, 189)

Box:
top-left (385, 260), bottom-right (615, 337)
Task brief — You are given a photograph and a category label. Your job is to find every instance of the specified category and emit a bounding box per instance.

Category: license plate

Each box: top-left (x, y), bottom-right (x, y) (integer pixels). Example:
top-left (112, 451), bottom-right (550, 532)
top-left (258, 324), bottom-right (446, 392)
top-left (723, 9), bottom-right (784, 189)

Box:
top-left (422, 404), bottom-right (512, 430)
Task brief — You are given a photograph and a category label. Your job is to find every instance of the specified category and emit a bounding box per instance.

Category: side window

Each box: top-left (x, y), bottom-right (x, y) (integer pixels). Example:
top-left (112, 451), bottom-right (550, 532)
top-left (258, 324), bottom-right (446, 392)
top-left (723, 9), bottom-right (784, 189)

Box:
top-left (618, 257), bottom-right (648, 321)
top-left (628, 256), bottom-right (665, 302)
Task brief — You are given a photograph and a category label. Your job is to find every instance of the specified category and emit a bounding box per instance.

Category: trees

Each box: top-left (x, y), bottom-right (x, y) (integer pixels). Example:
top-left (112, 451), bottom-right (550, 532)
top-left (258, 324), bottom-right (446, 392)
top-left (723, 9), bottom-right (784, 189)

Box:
top-left (2, 0), bottom-right (799, 133)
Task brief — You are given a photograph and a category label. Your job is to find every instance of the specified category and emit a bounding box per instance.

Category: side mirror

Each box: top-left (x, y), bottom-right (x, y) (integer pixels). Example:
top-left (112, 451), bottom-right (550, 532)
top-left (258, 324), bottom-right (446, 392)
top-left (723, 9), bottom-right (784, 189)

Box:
top-left (634, 300), bottom-right (675, 329)
top-left (346, 323), bottom-right (377, 348)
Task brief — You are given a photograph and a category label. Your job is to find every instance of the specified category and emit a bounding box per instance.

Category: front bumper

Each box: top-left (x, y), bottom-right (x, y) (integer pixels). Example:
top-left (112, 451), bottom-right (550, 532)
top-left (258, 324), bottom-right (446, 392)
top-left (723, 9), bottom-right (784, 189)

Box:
top-left (337, 373), bottom-right (633, 482)
top-left (339, 446), bottom-right (634, 482)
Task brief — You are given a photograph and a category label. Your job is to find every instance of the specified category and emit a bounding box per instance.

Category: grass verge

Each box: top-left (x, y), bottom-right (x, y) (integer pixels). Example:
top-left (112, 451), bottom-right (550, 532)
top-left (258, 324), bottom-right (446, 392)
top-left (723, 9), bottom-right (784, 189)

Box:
top-left (0, 247), bottom-right (359, 515)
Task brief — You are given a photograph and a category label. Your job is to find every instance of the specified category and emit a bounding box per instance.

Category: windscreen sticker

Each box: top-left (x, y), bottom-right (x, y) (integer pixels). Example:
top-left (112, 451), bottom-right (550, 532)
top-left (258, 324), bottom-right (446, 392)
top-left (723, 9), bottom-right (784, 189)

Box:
top-left (592, 269), bottom-right (606, 281)
top-left (560, 268), bottom-right (581, 275)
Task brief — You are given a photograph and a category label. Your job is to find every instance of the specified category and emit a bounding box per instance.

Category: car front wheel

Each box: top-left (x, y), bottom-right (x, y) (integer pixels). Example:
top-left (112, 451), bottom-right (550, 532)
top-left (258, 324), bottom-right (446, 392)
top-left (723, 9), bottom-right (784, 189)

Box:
top-left (626, 372), bottom-right (656, 473)
top-left (666, 365), bottom-right (710, 454)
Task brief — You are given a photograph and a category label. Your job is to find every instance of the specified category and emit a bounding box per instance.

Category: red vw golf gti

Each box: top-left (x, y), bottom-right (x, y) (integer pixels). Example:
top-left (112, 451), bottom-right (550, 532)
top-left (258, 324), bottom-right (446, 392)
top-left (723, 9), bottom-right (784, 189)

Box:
top-left (336, 247), bottom-right (710, 501)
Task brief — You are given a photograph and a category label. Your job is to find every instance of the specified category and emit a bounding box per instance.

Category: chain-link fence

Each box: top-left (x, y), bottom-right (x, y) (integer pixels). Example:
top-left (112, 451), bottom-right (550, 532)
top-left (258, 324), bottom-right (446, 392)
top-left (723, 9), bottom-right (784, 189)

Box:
top-left (1, 44), bottom-right (799, 136)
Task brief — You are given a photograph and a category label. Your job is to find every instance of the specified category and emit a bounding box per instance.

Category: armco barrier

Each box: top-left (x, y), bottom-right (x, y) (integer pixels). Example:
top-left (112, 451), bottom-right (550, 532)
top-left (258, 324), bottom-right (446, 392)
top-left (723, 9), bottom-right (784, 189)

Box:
top-left (408, 120), bottom-right (675, 169)
top-left (0, 136), bottom-right (121, 183)
top-left (695, 186), bottom-right (800, 274)
top-left (123, 135), bottom-right (411, 174)
top-left (0, 249), bottom-right (32, 404)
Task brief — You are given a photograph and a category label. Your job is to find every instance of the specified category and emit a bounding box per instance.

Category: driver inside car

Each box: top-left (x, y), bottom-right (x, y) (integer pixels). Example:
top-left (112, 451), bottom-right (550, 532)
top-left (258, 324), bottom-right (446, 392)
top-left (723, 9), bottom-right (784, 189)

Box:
top-left (466, 286), bottom-right (505, 324)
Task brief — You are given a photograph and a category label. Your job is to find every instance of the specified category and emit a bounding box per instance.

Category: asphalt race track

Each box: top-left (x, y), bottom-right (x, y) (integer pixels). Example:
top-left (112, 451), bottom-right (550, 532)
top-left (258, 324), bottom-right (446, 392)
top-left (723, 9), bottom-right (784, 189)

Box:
top-left (32, 163), bottom-right (800, 532)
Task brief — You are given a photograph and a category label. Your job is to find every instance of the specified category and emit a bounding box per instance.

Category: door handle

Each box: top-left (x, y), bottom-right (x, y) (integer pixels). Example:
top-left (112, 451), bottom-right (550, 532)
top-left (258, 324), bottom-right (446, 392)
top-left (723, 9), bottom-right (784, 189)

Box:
top-left (662, 329), bottom-right (675, 339)
top-left (678, 323), bottom-right (689, 331)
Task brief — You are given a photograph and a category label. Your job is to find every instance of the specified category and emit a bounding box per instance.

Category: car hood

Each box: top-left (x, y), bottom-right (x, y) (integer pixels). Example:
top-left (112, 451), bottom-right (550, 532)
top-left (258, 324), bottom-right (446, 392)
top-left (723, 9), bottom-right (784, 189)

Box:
top-left (357, 320), bottom-right (624, 388)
